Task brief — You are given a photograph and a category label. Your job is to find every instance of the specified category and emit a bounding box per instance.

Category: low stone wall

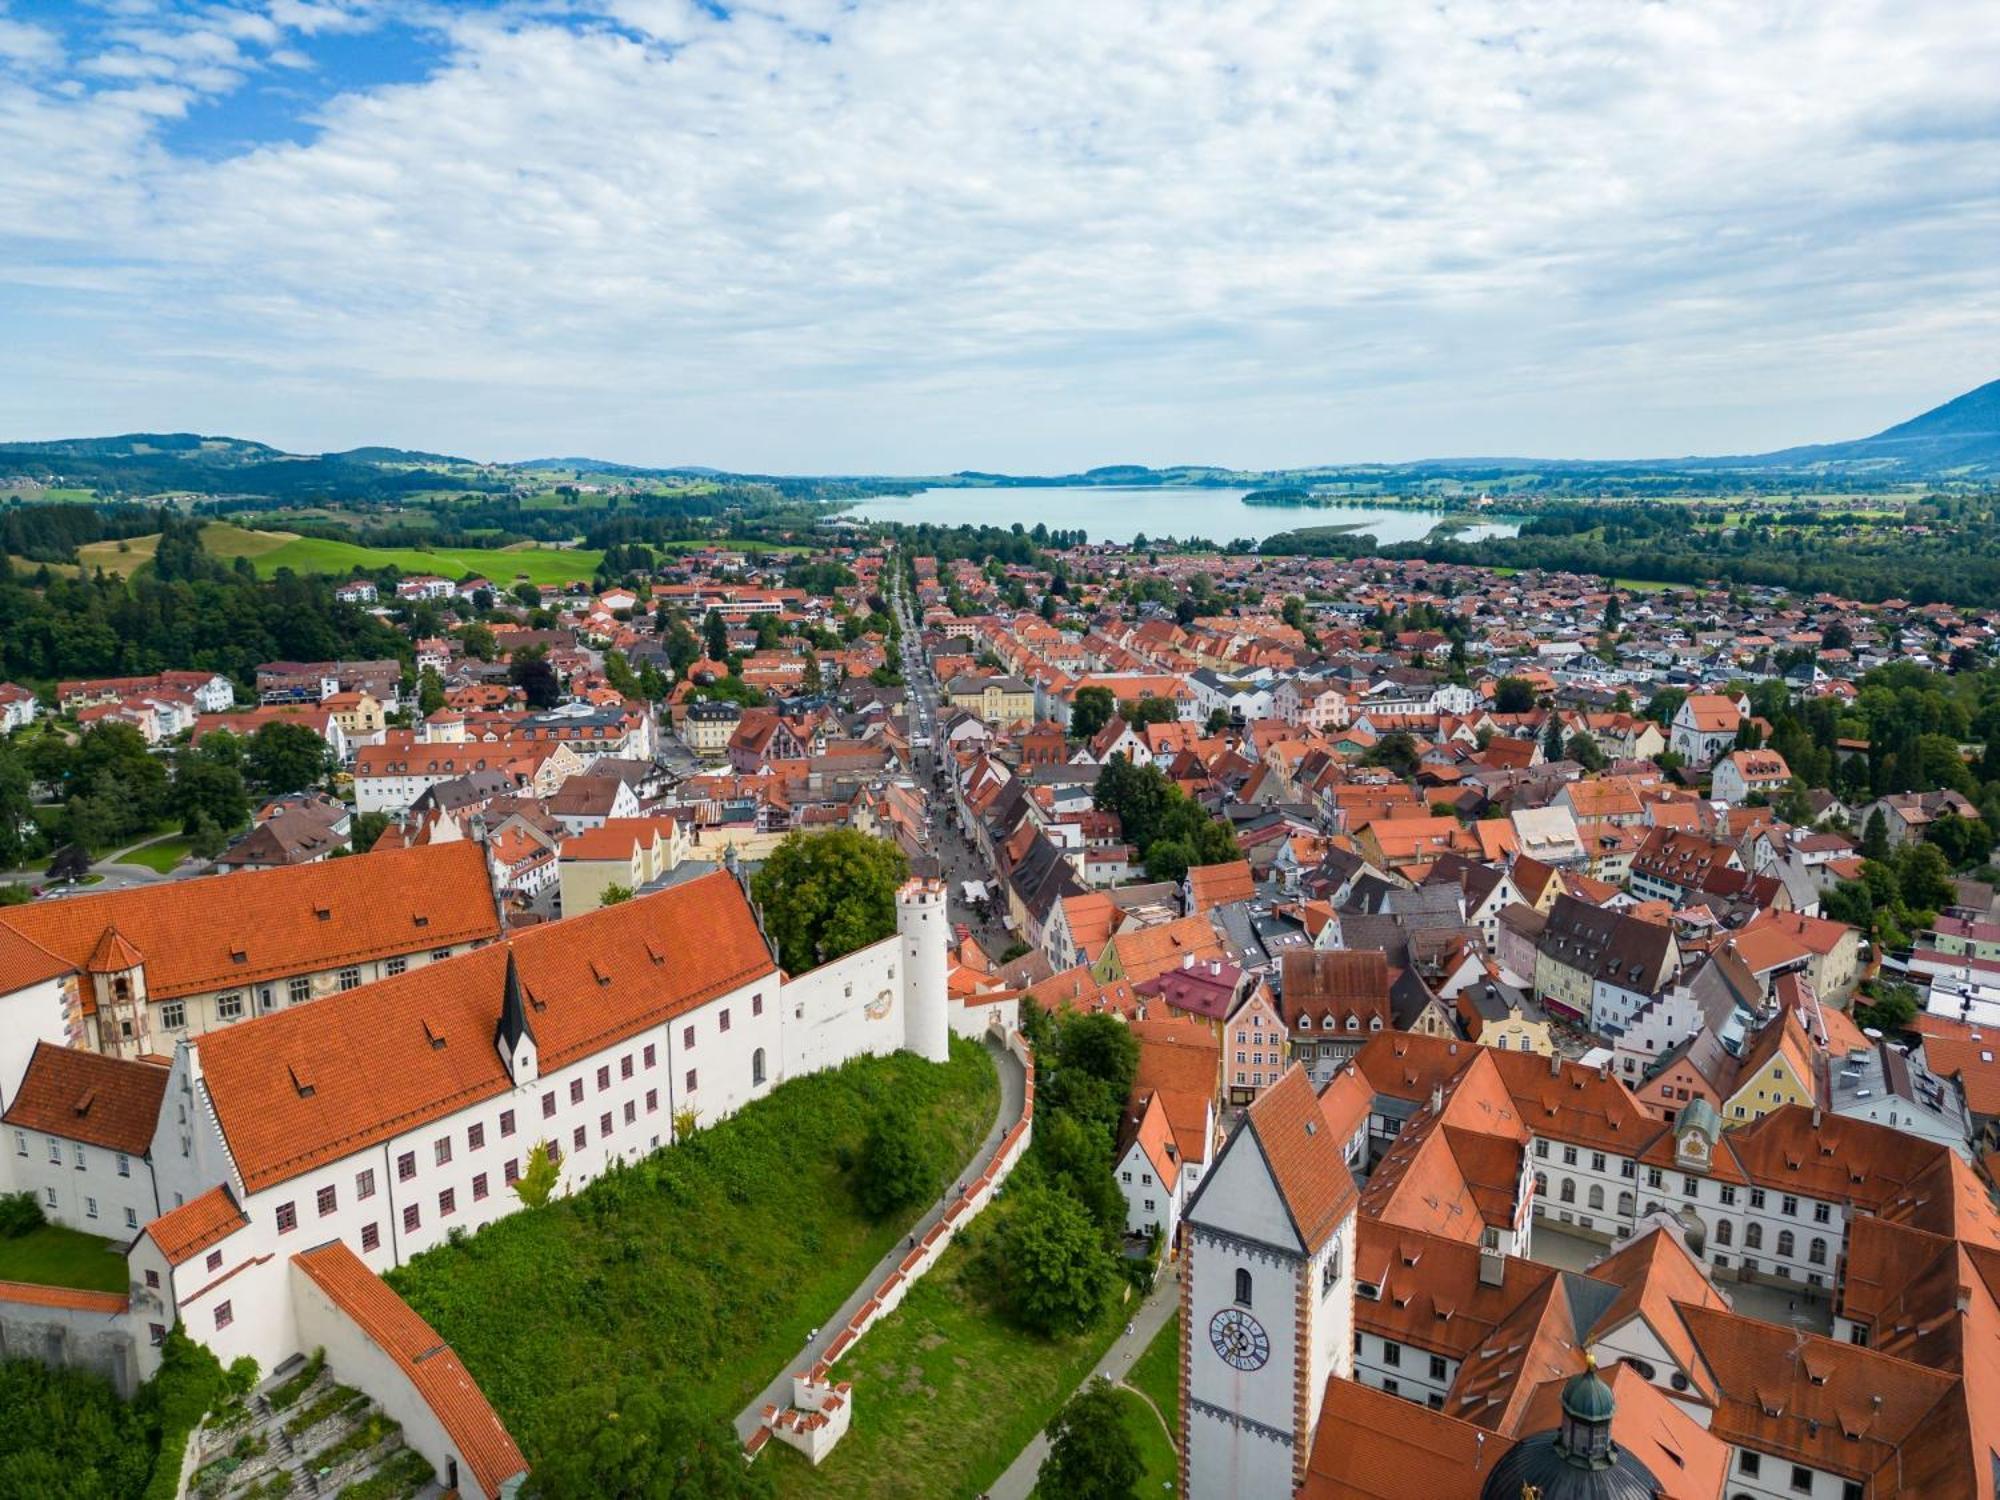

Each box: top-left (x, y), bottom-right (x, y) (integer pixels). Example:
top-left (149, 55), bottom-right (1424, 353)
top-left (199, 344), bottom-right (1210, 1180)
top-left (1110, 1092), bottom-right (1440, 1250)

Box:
top-left (0, 1280), bottom-right (142, 1399)
top-left (814, 1028), bottom-right (1035, 1372)
top-left (751, 1028), bottom-right (1036, 1460)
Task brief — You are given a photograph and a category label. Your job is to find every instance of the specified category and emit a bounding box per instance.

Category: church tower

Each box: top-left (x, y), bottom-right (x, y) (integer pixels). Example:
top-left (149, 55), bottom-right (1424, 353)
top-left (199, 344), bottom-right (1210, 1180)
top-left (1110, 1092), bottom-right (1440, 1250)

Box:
top-left (1180, 1065), bottom-right (1357, 1499)
top-left (896, 878), bottom-right (951, 1064)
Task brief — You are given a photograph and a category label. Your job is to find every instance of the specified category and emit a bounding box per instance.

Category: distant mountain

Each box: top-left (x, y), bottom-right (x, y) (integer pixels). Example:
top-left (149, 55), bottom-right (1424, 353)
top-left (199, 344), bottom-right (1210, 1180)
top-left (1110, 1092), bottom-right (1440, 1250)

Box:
top-left (326, 445), bottom-right (475, 466)
top-left (1714, 377), bottom-right (2000, 474)
top-left (5, 378), bottom-right (1996, 502)
top-left (0, 432), bottom-right (503, 501)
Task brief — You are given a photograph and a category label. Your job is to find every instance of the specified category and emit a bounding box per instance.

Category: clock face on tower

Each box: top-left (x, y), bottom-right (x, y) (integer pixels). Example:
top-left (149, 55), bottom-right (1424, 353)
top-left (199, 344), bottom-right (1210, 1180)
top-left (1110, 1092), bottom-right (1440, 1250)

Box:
top-left (1209, 1307), bottom-right (1270, 1371)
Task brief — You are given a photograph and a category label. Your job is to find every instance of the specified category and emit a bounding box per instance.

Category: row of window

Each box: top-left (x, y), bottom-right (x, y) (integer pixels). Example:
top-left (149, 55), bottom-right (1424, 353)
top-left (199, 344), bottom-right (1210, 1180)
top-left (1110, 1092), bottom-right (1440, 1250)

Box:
top-left (36, 1186), bottom-right (140, 1229)
top-left (17, 1133), bottom-right (135, 1177)
top-left (1736, 1449), bottom-right (1863, 1500)
top-left (1364, 1335), bottom-right (1450, 1382)
top-left (152, 951), bottom-right (457, 1031)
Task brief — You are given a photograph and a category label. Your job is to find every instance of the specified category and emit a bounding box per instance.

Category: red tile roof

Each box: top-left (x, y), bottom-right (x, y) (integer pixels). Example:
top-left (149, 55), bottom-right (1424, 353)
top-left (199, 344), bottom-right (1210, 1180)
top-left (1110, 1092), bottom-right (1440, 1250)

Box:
top-left (1, 1042), bottom-right (168, 1154)
top-left (144, 1184), bottom-right (249, 1266)
top-left (193, 871), bottom-right (774, 1193)
top-left (291, 1240), bottom-right (526, 1497)
top-left (0, 842), bottom-right (500, 1009)
top-left (1243, 1065), bottom-right (1357, 1254)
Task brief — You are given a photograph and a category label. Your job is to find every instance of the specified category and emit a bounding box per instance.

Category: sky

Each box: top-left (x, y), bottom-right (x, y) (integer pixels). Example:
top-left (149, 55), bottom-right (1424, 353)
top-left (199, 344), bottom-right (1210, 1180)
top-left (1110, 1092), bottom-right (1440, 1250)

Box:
top-left (2, 0), bottom-right (1998, 474)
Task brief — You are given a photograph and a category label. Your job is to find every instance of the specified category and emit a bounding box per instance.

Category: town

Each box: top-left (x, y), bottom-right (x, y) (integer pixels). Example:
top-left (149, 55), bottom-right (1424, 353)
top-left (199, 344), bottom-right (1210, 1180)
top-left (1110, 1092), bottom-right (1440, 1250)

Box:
top-left (2, 507), bottom-right (1998, 1500)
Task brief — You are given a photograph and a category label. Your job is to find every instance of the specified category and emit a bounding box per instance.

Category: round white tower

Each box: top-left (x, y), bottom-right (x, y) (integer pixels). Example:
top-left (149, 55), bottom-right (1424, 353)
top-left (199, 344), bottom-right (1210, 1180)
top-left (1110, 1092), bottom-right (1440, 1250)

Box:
top-left (897, 878), bottom-right (951, 1064)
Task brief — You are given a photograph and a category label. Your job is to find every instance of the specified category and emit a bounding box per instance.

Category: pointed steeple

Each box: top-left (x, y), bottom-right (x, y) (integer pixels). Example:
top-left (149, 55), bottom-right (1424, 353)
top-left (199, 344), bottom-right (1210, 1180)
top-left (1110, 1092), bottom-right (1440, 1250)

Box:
top-left (494, 947), bottom-right (535, 1067)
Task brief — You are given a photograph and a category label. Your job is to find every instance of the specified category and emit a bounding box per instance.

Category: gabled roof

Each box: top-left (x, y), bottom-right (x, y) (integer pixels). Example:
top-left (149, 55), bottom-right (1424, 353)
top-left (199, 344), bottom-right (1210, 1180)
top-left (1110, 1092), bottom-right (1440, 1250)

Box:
top-left (2, 1041), bottom-right (168, 1154)
top-left (144, 1184), bottom-right (249, 1266)
top-left (1679, 1302), bottom-right (1959, 1484)
top-left (193, 871), bottom-right (774, 1194)
top-left (1246, 1066), bottom-right (1358, 1254)
top-left (0, 842), bottom-right (501, 1008)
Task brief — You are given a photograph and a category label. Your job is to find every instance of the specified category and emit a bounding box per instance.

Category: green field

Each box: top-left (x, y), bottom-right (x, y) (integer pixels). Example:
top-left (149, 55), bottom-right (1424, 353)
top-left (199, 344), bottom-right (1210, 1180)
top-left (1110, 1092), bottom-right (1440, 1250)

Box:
top-left (251, 534), bottom-right (605, 586)
top-left (766, 1191), bottom-right (1129, 1500)
top-left (76, 521), bottom-right (605, 586)
top-left (77, 521), bottom-right (292, 576)
top-left (390, 1040), bottom-right (998, 1471)
top-left (0, 1224), bottom-right (129, 1294)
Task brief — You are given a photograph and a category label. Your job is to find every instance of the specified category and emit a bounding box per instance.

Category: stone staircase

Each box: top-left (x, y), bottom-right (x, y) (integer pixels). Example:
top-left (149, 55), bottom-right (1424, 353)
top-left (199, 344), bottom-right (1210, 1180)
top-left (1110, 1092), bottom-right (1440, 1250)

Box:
top-left (186, 1351), bottom-right (444, 1500)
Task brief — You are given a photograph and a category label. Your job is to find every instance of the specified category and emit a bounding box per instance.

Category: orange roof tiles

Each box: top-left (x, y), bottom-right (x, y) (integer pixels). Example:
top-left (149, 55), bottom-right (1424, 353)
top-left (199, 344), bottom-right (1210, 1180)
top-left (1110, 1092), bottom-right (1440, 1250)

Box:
top-left (0, 1281), bottom-right (129, 1314)
top-left (1300, 1376), bottom-right (1502, 1499)
top-left (1680, 1302), bottom-right (1958, 1485)
top-left (194, 870), bottom-right (774, 1194)
top-left (0, 842), bottom-right (500, 1008)
top-left (144, 1184), bottom-right (250, 1266)
top-left (291, 1240), bottom-right (527, 1496)
top-left (1, 1042), bottom-right (168, 1154)
top-left (1106, 914), bottom-right (1225, 985)
top-left (1184, 859), bottom-right (1255, 913)
top-left (1243, 1066), bottom-right (1357, 1254)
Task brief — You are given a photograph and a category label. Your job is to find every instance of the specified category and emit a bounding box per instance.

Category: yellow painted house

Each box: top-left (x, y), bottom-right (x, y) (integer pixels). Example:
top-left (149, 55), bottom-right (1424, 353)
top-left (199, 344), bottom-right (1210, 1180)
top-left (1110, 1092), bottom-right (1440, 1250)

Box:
top-left (1721, 1011), bottom-right (1817, 1124)
top-left (944, 674), bottom-right (1037, 727)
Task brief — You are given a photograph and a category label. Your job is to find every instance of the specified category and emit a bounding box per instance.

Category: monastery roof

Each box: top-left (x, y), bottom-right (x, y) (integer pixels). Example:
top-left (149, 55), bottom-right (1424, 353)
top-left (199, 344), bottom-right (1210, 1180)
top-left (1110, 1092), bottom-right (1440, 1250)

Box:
top-left (1, 1042), bottom-right (168, 1155)
top-left (0, 842), bottom-right (500, 1008)
top-left (192, 871), bottom-right (773, 1194)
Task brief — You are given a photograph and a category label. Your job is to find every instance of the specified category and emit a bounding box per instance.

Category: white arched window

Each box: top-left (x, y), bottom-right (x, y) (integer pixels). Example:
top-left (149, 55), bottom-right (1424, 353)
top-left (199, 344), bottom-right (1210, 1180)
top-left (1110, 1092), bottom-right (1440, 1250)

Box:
top-left (752, 1047), bottom-right (767, 1087)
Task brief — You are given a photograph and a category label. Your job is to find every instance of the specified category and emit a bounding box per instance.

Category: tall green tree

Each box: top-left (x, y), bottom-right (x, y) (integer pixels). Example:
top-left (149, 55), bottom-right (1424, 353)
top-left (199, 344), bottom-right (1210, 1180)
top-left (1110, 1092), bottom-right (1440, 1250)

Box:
top-left (992, 1180), bottom-right (1117, 1336)
top-left (1069, 686), bottom-right (1117, 741)
top-left (245, 721), bottom-right (334, 794)
top-left (749, 828), bottom-right (910, 972)
top-left (1037, 1379), bottom-right (1143, 1500)
top-left (856, 1101), bottom-right (939, 1218)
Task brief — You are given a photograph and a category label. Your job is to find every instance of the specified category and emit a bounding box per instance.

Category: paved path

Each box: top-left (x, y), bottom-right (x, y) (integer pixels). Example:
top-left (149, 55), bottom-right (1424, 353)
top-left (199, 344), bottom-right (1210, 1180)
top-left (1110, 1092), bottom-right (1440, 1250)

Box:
top-left (733, 1034), bottom-right (1028, 1441)
top-left (987, 1266), bottom-right (1182, 1500)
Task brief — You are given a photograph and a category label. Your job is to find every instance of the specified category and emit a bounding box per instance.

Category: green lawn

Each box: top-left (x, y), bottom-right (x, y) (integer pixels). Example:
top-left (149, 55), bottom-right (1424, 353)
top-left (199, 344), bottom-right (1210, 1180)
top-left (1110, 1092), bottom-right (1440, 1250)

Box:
top-left (116, 835), bottom-right (197, 873)
top-left (0, 1225), bottom-right (129, 1294)
top-left (1114, 1386), bottom-right (1181, 1499)
top-left (1128, 1309), bottom-right (1180, 1439)
top-left (766, 1193), bottom-right (1129, 1500)
top-left (389, 1039), bottom-right (998, 1469)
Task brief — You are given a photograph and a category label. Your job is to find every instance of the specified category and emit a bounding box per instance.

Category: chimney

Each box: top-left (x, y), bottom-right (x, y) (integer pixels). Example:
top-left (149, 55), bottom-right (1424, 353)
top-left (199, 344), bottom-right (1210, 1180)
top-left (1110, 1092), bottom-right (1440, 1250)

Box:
top-left (1478, 1246), bottom-right (1506, 1287)
top-left (1549, 1050), bottom-right (1562, 1078)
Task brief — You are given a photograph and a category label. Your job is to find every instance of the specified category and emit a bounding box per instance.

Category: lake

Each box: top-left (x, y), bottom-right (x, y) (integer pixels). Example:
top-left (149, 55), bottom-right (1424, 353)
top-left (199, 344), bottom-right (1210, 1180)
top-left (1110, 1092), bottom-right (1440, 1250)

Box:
top-left (840, 486), bottom-right (1522, 547)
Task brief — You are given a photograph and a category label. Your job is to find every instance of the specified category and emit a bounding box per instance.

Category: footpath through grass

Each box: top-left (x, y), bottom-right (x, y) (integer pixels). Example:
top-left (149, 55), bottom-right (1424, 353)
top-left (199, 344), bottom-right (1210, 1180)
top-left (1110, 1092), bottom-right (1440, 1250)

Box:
top-left (1113, 1386), bottom-right (1181, 1498)
top-left (765, 1191), bottom-right (1130, 1500)
top-left (0, 1223), bottom-right (129, 1293)
top-left (388, 1038), bottom-right (997, 1468)
top-left (1128, 1308), bottom-right (1181, 1438)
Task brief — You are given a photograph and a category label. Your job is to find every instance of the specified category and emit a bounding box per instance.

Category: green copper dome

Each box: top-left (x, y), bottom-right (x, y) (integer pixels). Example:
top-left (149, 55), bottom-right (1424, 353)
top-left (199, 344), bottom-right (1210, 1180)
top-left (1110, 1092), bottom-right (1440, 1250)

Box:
top-left (1560, 1358), bottom-right (1616, 1424)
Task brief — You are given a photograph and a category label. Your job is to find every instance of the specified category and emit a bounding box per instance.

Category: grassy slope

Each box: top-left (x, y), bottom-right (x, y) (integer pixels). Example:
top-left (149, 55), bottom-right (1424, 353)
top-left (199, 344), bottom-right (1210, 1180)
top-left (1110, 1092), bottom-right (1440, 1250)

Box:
top-left (0, 1225), bottom-right (129, 1293)
top-left (388, 1039), bottom-right (997, 1466)
top-left (1113, 1386), bottom-right (1181, 1498)
top-left (1128, 1308), bottom-right (1181, 1439)
top-left (766, 1192), bottom-right (1128, 1500)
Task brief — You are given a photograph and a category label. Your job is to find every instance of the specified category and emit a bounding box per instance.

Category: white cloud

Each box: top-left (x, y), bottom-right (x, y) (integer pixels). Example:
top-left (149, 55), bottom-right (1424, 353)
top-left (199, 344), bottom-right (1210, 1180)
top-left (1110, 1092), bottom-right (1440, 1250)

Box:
top-left (1, 0), bottom-right (1998, 469)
